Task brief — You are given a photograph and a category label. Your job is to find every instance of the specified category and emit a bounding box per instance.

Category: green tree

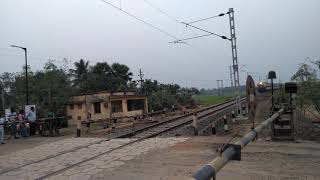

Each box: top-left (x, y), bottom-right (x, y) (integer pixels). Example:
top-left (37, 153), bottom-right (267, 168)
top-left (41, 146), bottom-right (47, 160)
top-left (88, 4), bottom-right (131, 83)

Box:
top-left (292, 63), bottom-right (320, 114)
top-left (70, 59), bottom-right (90, 93)
top-left (110, 63), bottom-right (133, 91)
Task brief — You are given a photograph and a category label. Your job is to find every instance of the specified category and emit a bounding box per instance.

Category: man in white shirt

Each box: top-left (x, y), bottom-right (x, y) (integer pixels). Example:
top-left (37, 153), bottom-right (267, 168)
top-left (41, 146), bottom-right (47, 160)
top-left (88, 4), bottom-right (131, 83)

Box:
top-left (0, 114), bottom-right (5, 144)
top-left (27, 107), bottom-right (37, 135)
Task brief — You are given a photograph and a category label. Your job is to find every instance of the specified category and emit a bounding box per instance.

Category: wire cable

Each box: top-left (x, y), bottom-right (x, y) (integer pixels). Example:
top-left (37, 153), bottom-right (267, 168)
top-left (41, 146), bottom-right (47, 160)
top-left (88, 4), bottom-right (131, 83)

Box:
top-left (182, 23), bottom-right (230, 40)
top-left (99, 0), bottom-right (179, 40)
top-left (169, 33), bottom-right (216, 44)
top-left (185, 12), bottom-right (229, 25)
top-left (142, 0), bottom-right (180, 23)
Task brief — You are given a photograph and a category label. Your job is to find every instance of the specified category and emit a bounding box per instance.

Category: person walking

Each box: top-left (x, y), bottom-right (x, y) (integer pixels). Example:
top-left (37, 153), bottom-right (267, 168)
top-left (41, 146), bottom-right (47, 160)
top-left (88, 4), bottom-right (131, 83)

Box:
top-left (0, 114), bottom-right (5, 144)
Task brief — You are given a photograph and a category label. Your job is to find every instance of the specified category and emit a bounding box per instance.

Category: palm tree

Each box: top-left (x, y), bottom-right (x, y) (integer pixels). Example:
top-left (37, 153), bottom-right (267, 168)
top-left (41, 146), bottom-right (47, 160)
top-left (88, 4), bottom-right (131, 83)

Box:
top-left (110, 63), bottom-right (133, 91)
top-left (70, 59), bottom-right (89, 92)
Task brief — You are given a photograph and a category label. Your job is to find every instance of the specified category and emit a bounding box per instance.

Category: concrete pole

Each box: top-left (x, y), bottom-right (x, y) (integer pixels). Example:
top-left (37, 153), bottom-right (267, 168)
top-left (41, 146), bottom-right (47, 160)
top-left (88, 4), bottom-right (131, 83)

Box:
top-left (192, 112), bottom-right (198, 135)
top-left (111, 118), bottom-right (116, 132)
top-left (242, 104), bottom-right (246, 116)
top-left (132, 117), bottom-right (136, 134)
top-left (217, 80), bottom-right (221, 96)
top-left (211, 122), bottom-right (216, 135)
top-left (221, 80), bottom-right (224, 96)
top-left (76, 120), bottom-right (81, 137)
top-left (223, 115), bottom-right (228, 132)
top-left (231, 111), bottom-right (236, 122)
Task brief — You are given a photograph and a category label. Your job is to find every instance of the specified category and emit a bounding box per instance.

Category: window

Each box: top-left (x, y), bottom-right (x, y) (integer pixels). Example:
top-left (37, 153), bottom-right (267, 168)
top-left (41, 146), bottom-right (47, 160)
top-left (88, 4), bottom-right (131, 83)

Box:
top-left (93, 102), bottom-right (101, 114)
top-left (111, 101), bottom-right (123, 113)
top-left (77, 116), bottom-right (81, 120)
top-left (69, 104), bottom-right (74, 110)
top-left (78, 104), bottom-right (82, 109)
top-left (127, 99), bottom-right (145, 111)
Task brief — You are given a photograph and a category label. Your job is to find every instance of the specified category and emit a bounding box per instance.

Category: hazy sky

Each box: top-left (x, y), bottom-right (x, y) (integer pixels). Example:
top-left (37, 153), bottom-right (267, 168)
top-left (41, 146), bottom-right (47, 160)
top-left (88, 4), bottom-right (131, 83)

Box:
top-left (0, 0), bottom-right (319, 88)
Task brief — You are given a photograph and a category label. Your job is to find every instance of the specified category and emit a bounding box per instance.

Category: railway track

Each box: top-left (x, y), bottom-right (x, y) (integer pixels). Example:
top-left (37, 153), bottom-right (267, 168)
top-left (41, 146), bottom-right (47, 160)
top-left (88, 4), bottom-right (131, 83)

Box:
top-left (0, 98), bottom-right (245, 179)
top-left (111, 97), bottom-right (246, 138)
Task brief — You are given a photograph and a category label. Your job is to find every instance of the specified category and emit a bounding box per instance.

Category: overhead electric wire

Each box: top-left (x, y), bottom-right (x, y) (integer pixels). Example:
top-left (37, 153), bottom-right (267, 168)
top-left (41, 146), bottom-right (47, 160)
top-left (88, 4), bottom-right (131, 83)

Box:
top-left (169, 33), bottom-right (216, 44)
top-left (99, 0), bottom-right (216, 60)
top-left (142, 0), bottom-right (180, 23)
top-left (169, 23), bottom-right (230, 43)
top-left (99, 0), bottom-right (180, 40)
top-left (182, 23), bottom-right (230, 40)
top-left (185, 12), bottom-right (229, 24)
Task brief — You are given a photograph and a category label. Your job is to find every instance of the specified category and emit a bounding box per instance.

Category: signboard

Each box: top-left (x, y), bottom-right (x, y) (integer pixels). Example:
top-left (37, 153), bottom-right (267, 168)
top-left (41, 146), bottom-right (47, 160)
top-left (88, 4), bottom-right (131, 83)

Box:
top-left (246, 75), bottom-right (256, 126)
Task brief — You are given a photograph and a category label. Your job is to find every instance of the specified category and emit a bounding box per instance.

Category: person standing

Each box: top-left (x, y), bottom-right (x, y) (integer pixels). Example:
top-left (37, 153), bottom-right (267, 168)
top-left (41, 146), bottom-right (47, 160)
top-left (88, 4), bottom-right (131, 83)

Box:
top-left (0, 114), bottom-right (5, 144)
top-left (8, 108), bottom-right (19, 139)
top-left (27, 107), bottom-right (37, 135)
top-left (86, 112), bottom-right (91, 133)
top-left (18, 110), bottom-right (28, 137)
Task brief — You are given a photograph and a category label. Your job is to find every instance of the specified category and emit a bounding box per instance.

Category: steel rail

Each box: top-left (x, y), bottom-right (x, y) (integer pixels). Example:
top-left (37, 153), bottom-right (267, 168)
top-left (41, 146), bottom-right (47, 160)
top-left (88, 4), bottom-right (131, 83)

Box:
top-left (0, 98), bottom-right (245, 179)
top-left (193, 108), bottom-right (284, 180)
top-left (118, 97), bottom-right (246, 138)
top-left (37, 98), bottom-right (245, 179)
top-left (129, 100), bottom-right (244, 139)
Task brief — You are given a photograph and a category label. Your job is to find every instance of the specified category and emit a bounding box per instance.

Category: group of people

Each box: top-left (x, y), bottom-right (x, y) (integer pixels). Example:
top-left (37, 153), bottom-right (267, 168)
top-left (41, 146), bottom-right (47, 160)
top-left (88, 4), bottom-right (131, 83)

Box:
top-left (0, 107), bottom-right (36, 144)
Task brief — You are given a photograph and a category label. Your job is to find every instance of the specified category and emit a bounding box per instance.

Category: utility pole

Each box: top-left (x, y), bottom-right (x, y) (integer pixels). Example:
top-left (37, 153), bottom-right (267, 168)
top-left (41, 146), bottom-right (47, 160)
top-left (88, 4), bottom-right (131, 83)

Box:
top-left (229, 65), bottom-right (234, 90)
top-left (216, 80), bottom-right (223, 96)
top-left (11, 45), bottom-right (29, 105)
top-left (216, 80), bottom-right (220, 96)
top-left (228, 8), bottom-right (241, 113)
top-left (221, 80), bottom-right (224, 96)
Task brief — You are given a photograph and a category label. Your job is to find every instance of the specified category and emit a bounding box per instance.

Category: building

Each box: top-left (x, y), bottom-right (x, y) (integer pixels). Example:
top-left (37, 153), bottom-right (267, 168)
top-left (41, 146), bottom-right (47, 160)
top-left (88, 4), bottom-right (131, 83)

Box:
top-left (67, 91), bottom-right (148, 122)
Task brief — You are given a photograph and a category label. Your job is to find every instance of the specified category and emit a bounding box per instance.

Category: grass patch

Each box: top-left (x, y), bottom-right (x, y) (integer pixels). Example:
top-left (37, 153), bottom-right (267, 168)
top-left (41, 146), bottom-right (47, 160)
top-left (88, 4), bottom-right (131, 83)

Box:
top-left (193, 95), bottom-right (232, 105)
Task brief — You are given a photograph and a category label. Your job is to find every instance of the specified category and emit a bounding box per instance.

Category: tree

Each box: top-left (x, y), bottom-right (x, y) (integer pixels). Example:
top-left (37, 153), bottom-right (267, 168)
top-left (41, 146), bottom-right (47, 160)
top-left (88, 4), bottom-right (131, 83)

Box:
top-left (87, 62), bottom-right (112, 92)
top-left (70, 59), bottom-right (90, 93)
top-left (292, 63), bottom-right (320, 114)
top-left (110, 63), bottom-right (133, 91)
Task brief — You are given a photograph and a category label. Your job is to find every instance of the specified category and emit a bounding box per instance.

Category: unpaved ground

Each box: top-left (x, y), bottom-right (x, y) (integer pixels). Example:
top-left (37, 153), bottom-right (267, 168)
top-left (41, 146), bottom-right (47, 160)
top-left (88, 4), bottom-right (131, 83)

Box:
top-left (95, 137), bottom-right (320, 180)
top-left (218, 139), bottom-right (320, 180)
top-left (0, 135), bottom-right (72, 156)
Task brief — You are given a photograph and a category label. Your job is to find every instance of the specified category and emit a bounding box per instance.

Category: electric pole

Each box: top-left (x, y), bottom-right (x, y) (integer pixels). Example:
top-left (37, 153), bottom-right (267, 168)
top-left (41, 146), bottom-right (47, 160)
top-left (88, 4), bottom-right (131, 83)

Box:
top-left (216, 80), bottom-right (223, 96)
top-left (216, 80), bottom-right (220, 96)
top-left (221, 80), bottom-right (224, 96)
top-left (229, 65), bottom-right (234, 89)
top-left (228, 8), bottom-right (241, 113)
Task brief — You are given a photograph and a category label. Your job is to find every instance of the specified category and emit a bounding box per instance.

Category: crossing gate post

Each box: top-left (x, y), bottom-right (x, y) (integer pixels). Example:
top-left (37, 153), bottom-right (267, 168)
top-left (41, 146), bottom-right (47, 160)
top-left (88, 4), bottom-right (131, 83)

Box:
top-left (192, 112), bottom-right (198, 135)
top-left (76, 120), bottom-right (81, 137)
top-left (212, 122), bottom-right (216, 135)
top-left (242, 104), bottom-right (247, 116)
top-left (223, 115), bottom-right (228, 133)
top-left (162, 109), bottom-right (166, 120)
top-left (231, 111), bottom-right (236, 123)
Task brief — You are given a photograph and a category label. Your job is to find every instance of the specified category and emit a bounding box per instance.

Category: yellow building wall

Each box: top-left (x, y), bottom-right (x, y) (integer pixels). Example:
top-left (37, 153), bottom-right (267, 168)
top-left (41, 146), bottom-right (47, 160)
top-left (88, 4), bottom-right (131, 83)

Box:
top-left (67, 93), bottom-right (148, 123)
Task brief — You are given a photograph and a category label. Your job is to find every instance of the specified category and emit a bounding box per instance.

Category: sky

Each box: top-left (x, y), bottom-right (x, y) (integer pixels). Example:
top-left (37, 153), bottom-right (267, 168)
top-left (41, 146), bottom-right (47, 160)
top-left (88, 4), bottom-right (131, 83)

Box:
top-left (0, 0), bottom-right (319, 89)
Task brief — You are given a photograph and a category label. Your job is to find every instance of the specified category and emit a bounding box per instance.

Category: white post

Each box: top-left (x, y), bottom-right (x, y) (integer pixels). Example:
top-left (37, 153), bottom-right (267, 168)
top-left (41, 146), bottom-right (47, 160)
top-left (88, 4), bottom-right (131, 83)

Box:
top-left (192, 112), bottom-right (198, 135)
top-left (224, 115), bottom-right (228, 133)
